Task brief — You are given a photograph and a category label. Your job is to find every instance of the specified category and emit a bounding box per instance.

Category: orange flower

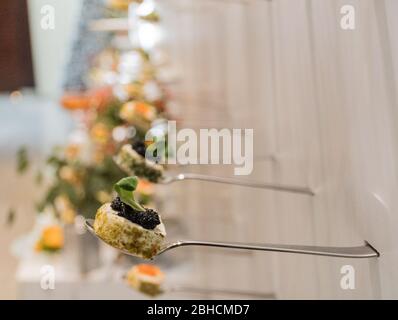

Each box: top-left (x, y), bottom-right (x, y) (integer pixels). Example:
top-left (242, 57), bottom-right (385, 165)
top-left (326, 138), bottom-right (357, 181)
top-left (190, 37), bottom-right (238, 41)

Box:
top-left (61, 92), bottom-right (90, 110)
top-left (135, 102), bottom-right (152, 118)
top-left (61, 87), bottom-right (113, 111)
top-left (119, 101), bottom-right (156, 124)
top-left (38, 225), bottom-right (64, 251)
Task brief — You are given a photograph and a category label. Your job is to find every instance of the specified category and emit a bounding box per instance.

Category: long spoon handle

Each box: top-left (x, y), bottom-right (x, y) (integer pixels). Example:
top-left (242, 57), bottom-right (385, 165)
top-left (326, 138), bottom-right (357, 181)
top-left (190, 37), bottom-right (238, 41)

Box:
top-left (164, 173), bottom-right (315, 196)
top-left (163, 240), bottom-right (379, 259)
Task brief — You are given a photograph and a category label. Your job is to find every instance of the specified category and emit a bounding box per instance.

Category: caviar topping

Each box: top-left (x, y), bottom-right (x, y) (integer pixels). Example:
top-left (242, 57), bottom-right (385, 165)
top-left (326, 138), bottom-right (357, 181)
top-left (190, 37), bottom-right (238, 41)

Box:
top-left (111, 197), bottom-right (161, 230)
top-left (135, 208), bottom-right (161, 230)
top-left (110, 196), bottom-right (125, 212)
top-left (132, 141), bottom-right (146, 158)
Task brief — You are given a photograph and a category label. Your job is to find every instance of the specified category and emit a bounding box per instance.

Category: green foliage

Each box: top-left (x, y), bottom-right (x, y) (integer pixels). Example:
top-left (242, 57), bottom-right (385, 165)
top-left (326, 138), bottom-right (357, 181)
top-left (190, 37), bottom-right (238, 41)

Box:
top-left (16, 146), bottom-right (29, 174)
top-left (36, 153), bottom-right (126, 219)
top-left (97, 100), bottom-right (124, 128)
top-left (16, 30), bottom-right (169, 222)
top-left (35, 170), bottom-right (43, 186)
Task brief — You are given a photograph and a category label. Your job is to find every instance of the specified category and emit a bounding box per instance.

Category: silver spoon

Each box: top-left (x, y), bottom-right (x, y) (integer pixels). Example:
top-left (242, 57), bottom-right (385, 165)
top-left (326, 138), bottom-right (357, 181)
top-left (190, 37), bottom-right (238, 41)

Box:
top-left (85, 220), bottom-right (379, 259)
top-left (159, 173), bottom-right (315, 196)
top-left (114, 156), bottom-right (314, 195)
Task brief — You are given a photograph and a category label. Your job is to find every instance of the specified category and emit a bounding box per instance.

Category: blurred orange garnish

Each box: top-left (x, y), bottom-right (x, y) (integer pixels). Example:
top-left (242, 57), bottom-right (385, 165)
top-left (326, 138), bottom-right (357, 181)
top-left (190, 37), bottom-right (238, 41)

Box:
top-left (137, 264), bottom-right (162, 277)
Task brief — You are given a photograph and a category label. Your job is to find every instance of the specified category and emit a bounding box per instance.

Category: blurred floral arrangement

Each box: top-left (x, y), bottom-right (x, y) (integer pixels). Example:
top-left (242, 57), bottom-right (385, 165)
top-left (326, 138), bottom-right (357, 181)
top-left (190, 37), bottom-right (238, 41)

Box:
top-left (35, 225), bottom-right (64, 253)
top-left (13, 0), bottom-right (173, 255)
top-left (106, 0), bottom-right (160, 22)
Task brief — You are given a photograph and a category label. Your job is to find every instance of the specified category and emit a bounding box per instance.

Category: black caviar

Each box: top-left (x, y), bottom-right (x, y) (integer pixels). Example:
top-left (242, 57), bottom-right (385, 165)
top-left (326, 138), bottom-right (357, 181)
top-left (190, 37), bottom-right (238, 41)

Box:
top-left (110, 197), bottom-right (161, 230)
top-left (110, 197), bottom-right (125, 212)
top-left (132, 141), bottom-right (146, 158)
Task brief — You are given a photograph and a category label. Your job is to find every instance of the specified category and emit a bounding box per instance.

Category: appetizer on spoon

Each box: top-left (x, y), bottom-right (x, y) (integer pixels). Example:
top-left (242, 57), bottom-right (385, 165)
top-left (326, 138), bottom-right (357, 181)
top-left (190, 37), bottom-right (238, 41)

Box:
top-left (93, 176), bottom-right (166, 259)
top-left (88, 179), bottom-right (378, 260)
top-left (88, 217), bottom-right (378, 259)
top-left (115, 141), bottom-right (164, 183)
top-left (114, 141), bottom-right (314, 195)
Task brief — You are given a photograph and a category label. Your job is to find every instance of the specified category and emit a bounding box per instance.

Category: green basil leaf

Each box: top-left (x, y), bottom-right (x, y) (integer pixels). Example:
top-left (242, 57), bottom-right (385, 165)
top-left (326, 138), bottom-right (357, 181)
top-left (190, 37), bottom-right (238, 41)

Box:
top-left (114, 177), bottom-right (145, 212)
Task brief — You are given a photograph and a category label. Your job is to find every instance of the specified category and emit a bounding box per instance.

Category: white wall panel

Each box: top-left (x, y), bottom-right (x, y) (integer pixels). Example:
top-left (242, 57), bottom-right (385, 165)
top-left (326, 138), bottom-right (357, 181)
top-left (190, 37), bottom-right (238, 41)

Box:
top-left (159, 0), bottom-right (398, 299)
